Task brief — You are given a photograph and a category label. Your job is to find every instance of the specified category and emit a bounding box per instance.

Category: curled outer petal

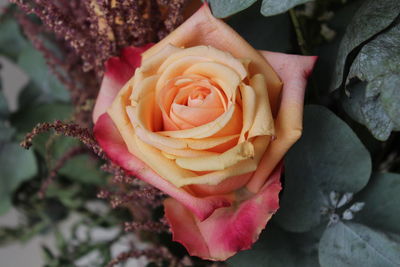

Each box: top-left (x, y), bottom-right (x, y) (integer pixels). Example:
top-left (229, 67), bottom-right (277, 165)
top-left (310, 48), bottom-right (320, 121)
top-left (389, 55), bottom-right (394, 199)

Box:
top-left (94, 113), bottom-right (231, 221)
top-left (92, 44), bottom-right (153, 123)
top-left (246, 52), bottom-right (318, 193)
top-left (164, 163), bottom-right (282, 261)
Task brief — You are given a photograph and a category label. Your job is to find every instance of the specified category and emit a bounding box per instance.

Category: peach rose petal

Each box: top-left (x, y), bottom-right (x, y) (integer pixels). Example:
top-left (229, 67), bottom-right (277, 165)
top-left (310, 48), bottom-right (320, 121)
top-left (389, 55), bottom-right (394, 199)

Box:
top-left (92, 44), bottom-right (152, 123)
top-left (94, 113), bottom-right (231, 221)
top-left (164, 163), bottom-right (282, 261)
top-left (157, 45), bottom-right (247, 79)
top-left (246, 52), bottom-right (317, 193)
top-left (142, 4), bottom-right (282, 114)
top-left (175, 141), bottom-right (254, 172)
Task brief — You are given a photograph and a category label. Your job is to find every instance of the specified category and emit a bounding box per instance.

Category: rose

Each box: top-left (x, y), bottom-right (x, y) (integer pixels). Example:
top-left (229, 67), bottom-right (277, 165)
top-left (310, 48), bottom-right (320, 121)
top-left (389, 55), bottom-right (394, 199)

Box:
top-left (93, 4), bottom-right (316, 261)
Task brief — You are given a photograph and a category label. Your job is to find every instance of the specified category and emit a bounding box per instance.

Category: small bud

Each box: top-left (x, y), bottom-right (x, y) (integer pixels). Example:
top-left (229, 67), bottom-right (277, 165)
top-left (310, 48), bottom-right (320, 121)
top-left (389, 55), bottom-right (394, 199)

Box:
top-left (349, 202), bottom-right (365, 213)
top-left (337, 192), bottom-right (353, 208)
top-left (342, 210), bottom-right (354, 220)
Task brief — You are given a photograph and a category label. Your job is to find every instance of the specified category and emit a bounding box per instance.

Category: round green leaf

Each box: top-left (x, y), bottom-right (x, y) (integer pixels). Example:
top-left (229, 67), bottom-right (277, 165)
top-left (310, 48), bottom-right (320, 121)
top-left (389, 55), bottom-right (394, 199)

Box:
top-left (209, 0), bottom-right (258, 18)
top-left (319, 222), bottom-right (400, 267)
top-left (10, 103), bottom-right (72, 134)
top-left (332, 0), bottom-right (400, 91)
top-left (0, 12), bottom-right (29, 61)
top-left (228, 224), bottom-right (320, 267)
top-left (227, 224), bottom-right (297, 267)
top-left (0, 88), bottom-right (9, 120)
top-left (59, 155), bottom-right (107, 185)
top-left (274, 105), bottom-right (371, 232)
top-left (261, 0), bottom-right (312, 17)
top-left (342, 22), bottom-right (400, 140)
top-left (227, 3), bottom-right (292, 52)
top-left (17, 46), bottom-right (70, 102)
top-left (356, 172), bottom-right (400, 234)
top-left (0, 142), bottom-right (38, 215)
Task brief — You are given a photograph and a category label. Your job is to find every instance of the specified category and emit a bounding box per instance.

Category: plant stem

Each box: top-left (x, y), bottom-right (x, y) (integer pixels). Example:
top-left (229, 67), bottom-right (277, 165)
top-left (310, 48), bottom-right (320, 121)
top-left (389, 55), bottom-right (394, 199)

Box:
top-left (289, 9), bottom-right (309, 55)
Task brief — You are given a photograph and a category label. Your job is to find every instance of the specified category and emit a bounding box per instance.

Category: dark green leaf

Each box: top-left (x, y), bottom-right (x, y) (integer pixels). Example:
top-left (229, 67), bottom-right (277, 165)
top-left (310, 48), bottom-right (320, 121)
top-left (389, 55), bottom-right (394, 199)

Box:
top-left (209, 0), bottom-right (258, 18)
top-left (59, 155), bottom-right (107, 185)
top-left (0, 12), bottom-right (29, 61)
top-left (228, 224), bottom-right (320, 267)
top-left (356, 172), bottom-right (400, 234)
top-left (17, 46), bottom-right (70, 102)
top-left (332, 0), bottom-right (400, 91)
top-left (18, 82), bottom-right (49, 108)
top-left (0, 142), bottom-right (37, 215)
top-left (45, 185), bottom-right (83, 209)
top-left (342, 21), bottom-right (400, 140)
top-left (261, 0), bottom-right (312, 17)
top-left (319, 222), bottom-right (400, 267)
top-left (227, 2), bottom-right (293, 52)
top-left (274, 105), bottom-right (371, 232)
top-left (342, 81), bottom-right (396, 141)
top-left (10, 103), bottom-right (72, 134)
top-left (227, 224), bottom-right (297, 267)
top-left (0, 88), bottom-right (9, 119)
top-left (30, 134), bottom-right (78, 164)
top-left (0, 122), bottom-right (15, 142)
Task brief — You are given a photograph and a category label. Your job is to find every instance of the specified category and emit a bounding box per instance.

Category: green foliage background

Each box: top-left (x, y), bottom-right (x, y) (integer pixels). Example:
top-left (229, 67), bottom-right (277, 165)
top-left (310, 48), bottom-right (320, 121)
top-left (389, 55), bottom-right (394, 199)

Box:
top-left (1, 0), bottom-right (400, 266)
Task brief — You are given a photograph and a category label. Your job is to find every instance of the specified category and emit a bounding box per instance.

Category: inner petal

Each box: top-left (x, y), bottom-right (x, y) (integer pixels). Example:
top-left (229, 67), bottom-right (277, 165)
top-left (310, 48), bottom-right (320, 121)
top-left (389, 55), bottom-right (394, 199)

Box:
top-left (169, 80), bottom-right (227, 129)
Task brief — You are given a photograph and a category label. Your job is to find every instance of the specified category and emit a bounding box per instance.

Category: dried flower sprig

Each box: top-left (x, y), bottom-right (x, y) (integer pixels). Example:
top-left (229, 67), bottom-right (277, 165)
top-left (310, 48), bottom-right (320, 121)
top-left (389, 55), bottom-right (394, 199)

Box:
top-left (20, 120), bottom-right (103, 158)
top-left (106, 246), bottom-right (173, 267)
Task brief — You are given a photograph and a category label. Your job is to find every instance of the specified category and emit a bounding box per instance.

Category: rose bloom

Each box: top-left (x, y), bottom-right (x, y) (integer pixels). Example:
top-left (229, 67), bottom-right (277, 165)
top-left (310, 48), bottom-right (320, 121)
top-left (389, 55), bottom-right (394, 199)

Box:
top-left (93, 4), bottom-right (316, 261)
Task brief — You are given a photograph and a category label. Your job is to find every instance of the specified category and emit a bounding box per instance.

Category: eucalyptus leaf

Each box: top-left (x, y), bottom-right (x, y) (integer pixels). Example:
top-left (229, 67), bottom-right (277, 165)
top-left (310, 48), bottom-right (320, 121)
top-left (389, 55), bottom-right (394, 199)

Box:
top-left (227, 2), bottom-right (293, 52)
top-left (319, 222), bottom-right (400, 267)
top-left (18, 82), bottom-right (49, 108)
top-left (209, 0), bottom-right (258, 18)
top-left (17, 46), bottom-right (70, 102)
top-left (0, 142), bottom-right (37, 215)
top-left (228, 224), bottom-right (321, 267)
top-left (59, 155), bottom-right (107, 185)
top-left (274, 105), bottom-right (371, 232)
top-left (0, 122), bottom-right (15, 142)
top-left (227, 224), bottom-right (297, 267)
top-left (261, 0), bottom-right (312, 17)
top-left (10, 103), bottom-right (72, 134)
top-left (0, 11), bottom-right (29, 61)
top-left (332, 0), bottom-right (400, 91)
top-left (0, 88), bottom-right (9, 119)
top-left (356, 172), bottom-right (400, 234)
top-left (342, 21), bottom-right (400, 140)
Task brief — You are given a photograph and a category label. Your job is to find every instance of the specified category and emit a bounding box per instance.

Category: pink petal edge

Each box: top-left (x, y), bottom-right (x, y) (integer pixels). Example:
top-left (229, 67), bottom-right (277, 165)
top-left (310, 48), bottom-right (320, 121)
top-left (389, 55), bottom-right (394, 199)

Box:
top-left (94, 113), bottom-right (231, 221)
top-left (246, 52), bottom-right (318, 193)
top-left (164, 163), bottom-right (282, 261)
top-left (92, 44), bottom-right (153, 123)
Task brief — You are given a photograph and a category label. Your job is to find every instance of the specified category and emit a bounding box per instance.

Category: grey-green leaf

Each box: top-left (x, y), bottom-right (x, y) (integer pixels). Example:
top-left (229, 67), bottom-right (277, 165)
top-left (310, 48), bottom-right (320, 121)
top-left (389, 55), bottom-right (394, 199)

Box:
top-left (342, 21), bottom-right (400, 140)
top-left (0, 142), bottom-right (38, 215)
top-left (261, 0), bottom-right (312, 17)
top-left (209, 0), bottom-right (258, 18)
top-left (319, 222), bottom-right (400, 267)
top-left (274, 105), bottom-right (371, 232)
top-left (228, 224), bottom-right (321, 267)
top-left (228, 225), bottom-right (297, 267)
top-left (332, 0), bottom-right (400, 91)
top-left (356, 172), bottom-right (400, 234)
top-left (11, 103), bottom-right (72, 134)
top-left (0, 12), bottom-right (29, 61)
top-left (17, 46), bottom-right (70, 102)
top-left (59, 155), bottom-right (106, 185)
